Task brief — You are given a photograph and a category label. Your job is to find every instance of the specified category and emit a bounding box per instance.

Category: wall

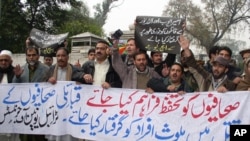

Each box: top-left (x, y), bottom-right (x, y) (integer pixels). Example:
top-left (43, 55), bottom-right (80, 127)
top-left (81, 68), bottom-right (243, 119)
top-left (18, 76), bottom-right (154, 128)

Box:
top-left (11, 53), bottom-right (88, 66)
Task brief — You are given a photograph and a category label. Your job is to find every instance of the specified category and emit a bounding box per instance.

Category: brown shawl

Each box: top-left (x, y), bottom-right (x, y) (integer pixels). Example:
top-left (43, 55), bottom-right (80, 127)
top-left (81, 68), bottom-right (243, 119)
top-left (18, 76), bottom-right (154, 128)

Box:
top-left (52, 64), bottom-right (72, 81)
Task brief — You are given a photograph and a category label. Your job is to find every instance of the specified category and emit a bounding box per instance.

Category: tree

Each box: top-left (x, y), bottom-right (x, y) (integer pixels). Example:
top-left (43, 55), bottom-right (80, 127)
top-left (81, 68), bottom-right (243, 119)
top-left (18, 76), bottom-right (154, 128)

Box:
top-left (0, 0), bottom-right (83, 53)
top-left (0, 0), bottom-right (29, 52)
top-left (93, 0), bottom-right (120, 27)
top-left (22, 0), bottom-right (81, 32)
top-left (163, 0), bottom-right (250, 53)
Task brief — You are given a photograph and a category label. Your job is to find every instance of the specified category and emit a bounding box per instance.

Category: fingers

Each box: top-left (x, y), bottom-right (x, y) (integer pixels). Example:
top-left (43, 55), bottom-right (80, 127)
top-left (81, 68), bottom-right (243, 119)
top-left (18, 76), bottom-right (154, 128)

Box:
top-left (217, 86), bottom-right (228, 93)
top-left (145, 88), bottom-right (154, 94)
top-left (83, 74), bottom-right (93, 83)
top-left (48, 77), bottom-right (57, 84)
top-left (102, 82), bottom-right (110, 89)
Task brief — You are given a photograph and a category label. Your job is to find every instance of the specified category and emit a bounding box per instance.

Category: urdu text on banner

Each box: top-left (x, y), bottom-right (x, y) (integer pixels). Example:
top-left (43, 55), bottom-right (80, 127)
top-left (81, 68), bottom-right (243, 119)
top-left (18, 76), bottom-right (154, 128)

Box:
top-left (0, 82), bottom-right (249, 141)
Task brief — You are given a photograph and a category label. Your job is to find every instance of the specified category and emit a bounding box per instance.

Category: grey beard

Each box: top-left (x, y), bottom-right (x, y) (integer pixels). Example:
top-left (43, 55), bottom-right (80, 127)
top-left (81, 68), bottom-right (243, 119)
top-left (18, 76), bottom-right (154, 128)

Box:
top-left (28, 61), bottom-right (37, 66)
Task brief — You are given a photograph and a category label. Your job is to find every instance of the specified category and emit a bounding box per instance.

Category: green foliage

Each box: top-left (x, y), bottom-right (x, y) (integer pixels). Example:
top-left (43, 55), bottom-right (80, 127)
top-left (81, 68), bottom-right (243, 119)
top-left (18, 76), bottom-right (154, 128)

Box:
top-left (0, 0), bottom-right (117, 53)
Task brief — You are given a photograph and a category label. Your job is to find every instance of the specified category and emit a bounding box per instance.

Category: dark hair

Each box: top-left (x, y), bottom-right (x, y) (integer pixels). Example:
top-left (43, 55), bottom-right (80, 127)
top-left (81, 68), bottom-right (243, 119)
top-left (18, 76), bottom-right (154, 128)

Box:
top-left (133, 50), bottom-right (147, 60)
top-left (43, 54), bottom-right (53, 59)
top-left (208, 46), bottom-right (219, 59)
top-left (56, 47), bottom-right (69, 55)
top-left (150, 51), bottom-right (162, 57)
top-left (218, 46), bottom-right (232, 57)
top-left (171, 62), bottom-right (184, 74)
top-left (127, 38), bottom-right (140, 49)
top-left (88, 48), bottom-right (95, 55)
top-left (96, 40), bottom-right (110, 47)
top-left (26, 46), bottom-right (39, 55)
top-left (127, 38), bottom-right (135, 43)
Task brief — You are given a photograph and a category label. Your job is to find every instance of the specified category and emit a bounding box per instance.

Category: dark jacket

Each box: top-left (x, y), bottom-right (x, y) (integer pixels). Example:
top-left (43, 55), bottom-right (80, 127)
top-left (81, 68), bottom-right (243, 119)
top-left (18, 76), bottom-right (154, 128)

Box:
top-left (184, 51), bottom-right (236, 91)
top-left (81, 57), bottom-right (122, 88)
top-left (147, 77), bottom-right (194, 93)
top-left (148, 53), bottom-right (176, 77)
top-left (48, 63), bottom-right (85, 83)
top-left (0, 65), bottom-right (15, 83)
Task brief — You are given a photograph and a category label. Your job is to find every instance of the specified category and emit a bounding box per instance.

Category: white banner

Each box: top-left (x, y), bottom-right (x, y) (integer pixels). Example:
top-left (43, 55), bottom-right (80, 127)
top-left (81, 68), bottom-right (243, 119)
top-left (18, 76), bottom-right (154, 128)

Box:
top-left (0, 82), bottom-right (249, 141)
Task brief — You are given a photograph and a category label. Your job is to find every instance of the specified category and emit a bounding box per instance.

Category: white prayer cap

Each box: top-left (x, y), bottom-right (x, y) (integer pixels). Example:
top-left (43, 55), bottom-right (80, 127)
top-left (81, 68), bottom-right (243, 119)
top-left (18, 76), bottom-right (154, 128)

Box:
top-left (0, 50), bottom-right (13, 59)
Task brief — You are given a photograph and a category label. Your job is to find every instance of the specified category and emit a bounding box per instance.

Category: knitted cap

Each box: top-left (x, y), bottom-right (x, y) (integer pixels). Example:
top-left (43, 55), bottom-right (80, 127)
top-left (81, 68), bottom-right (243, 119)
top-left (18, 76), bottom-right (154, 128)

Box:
top-left (0, 50), bottom-right (13, 59)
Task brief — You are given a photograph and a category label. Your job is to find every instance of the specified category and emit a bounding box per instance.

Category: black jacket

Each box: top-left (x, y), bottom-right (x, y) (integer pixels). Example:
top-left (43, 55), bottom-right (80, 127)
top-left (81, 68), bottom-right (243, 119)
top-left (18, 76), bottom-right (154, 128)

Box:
top-left (0, 65), bottom-right (15, 83)
top-left (81, 57), bottom-right (122, 88)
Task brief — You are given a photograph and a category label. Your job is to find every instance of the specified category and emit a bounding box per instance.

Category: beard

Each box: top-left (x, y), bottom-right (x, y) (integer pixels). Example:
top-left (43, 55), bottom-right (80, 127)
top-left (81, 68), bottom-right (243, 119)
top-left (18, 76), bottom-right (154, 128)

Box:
top-left (212, 71), bottom-right (226, 79)
top-left (27, 60), bottom-right (38, 66)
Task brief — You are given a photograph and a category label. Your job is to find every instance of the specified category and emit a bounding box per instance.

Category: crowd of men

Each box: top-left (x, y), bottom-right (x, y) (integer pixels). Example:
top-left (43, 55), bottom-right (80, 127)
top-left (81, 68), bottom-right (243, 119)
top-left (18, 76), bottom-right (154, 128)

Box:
top-left (0, 35), bottom-right (250, 141)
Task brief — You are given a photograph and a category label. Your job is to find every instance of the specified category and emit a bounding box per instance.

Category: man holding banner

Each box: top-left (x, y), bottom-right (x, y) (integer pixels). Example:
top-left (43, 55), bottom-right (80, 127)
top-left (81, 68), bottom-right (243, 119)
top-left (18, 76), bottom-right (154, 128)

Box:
top-left (12, 47), bottom-right (49, 141)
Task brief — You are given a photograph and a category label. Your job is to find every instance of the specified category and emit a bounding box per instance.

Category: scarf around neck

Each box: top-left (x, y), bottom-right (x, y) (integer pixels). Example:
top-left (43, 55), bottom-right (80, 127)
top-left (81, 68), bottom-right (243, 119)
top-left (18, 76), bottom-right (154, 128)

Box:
top-left (53, 64), bottom-right (72, 81)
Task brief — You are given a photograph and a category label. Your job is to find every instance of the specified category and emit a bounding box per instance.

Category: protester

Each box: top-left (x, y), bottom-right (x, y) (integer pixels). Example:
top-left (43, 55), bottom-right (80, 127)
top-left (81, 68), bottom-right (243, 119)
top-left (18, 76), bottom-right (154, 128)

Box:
top-left (46, 47), bottom-right (85, 141)
top-left (148, 51), bottom-right (176, 77)
top-left (179, 35), bottom-right (236, 92)
top-left (12, 46), bottom-right (49, 141)
top-left (47, 47), bottom-right (86, 85)
top-left (121, 38), bottom-right (140, 66)
top-left (13, 46), bottom-right (49, 83)
top-left (87, 48), bottom-right (95, 61)
top-left (216, 46), bottom-right (242, 84)
top-left (112, 40), bottom-right (161, 89)
top-left (204, 46), bottom-right (219, 72)
top-left (180, 50), bottom-right (199, 92)
top-left (81, 40), bottom-right (122, 89)
top-left (43, 54), bottom-right (53, 67)
top-left (236, 58), bottom-right (250, 91)
top-left (239, 48), bottom-right (250, 79)
top-left (0, 50), bottom-right (20, 141)
top-left (0, 50), bottom-right (15, 84)
top-left (147, 62), bottom-right (193, 94)
top-left (240, 48), bottom-right (250, 64)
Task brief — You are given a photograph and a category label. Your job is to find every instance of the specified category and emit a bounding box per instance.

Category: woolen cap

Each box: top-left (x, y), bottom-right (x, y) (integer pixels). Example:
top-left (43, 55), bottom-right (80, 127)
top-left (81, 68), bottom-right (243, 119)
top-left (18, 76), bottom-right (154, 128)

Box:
top-left (212, 56), bottom-right (229, 66)
top-left (0, 50), bottom-right (12, 59)
top-left (239, 48), bottom-right (250, 57)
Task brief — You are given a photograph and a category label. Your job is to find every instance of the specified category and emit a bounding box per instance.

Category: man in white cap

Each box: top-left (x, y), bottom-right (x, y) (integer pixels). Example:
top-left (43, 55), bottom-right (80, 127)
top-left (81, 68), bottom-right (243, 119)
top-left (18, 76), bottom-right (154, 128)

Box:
top-left (0, 50), bottom-right (20, 141)
top-left (0, 50), bottom-right (15, 84)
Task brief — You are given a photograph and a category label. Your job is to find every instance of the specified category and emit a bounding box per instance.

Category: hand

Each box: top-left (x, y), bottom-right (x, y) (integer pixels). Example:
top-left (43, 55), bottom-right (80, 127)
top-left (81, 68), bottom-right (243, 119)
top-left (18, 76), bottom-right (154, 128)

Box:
top-left (178, 35), bottom-right (190, 50)
top-left (232, 77), bottom-right (241, 84)
top-left (167, 85), bottom-right (176, 92)
top-left (182, 21), bottom-right (186, 31)
top-left (48, 77), bottom-right (57, 84)
top-left (83, 74), bottom-right (93, 83)
top-left (74, 59), bottom-right (81, 68)
top-left (112, 39), bottom-right (119, 49)
top-left (161, 64), bottom-right (169, 77)
top-left (101, 82), bottom-right (111, 89)
top-left (13, 64), bottom-right (24, 78)
top-left (145, 87), bottom-right (154, 94)
top-left (217, 86), bottom-right (228, 93)
top-left (178, 91), bottom-right (186, 95)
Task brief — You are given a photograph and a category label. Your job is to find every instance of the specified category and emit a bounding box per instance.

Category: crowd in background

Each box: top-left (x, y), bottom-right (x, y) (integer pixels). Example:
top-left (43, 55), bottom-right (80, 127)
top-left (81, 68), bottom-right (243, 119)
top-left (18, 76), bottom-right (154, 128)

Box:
top-left (0, 34), bottom-right (250, 141)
